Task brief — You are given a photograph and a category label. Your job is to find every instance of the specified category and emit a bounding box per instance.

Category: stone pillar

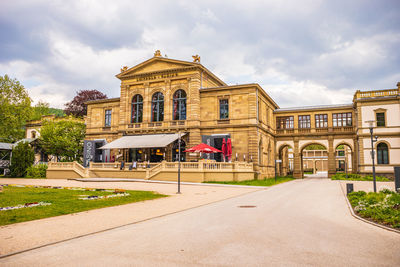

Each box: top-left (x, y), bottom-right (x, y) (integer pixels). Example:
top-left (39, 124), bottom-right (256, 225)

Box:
top-left (352, 138), bottom-right (358, 173)
top-left (143, 83), bottom-right (150, 122)
top-left (293, 139), bottom-right (302, 178)
top-left (188, 75), bottom-right (201, 125)
top-left (328, 137), bottom-right (336, 178)
top-left (164, 80), bottom-right (171, 123)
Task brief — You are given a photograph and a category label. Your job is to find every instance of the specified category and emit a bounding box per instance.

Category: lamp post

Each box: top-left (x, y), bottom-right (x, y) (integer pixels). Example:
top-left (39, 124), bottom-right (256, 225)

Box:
top-left (177, 131), bottom-right (181, 194)
top-left (366, 120), bottom-right (378, 192)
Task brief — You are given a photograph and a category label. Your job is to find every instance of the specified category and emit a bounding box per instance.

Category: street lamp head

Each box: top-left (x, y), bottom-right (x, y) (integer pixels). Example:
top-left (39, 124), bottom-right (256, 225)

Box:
top-left (365, 120), bottom-right (375, 129)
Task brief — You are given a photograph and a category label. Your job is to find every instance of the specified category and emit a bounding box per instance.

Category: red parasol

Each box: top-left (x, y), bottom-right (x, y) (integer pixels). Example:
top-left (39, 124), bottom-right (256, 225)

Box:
top-left (222, 138), bottom-right (227, 161)
top-left (227, 138), bottom-right (232, 161)
top-left (184, 143), bottom-right (222, 153)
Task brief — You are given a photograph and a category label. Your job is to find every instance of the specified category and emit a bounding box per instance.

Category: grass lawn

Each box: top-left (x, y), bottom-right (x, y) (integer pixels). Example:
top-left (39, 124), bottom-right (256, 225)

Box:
top-left (204, 176), bottom-right (294, 186)
top-left (0, 185), bottom-right (166, 226)
top-left (331, 173), bottom-right (390, 181)
top-left (348, 190), bottom-right (400, 229)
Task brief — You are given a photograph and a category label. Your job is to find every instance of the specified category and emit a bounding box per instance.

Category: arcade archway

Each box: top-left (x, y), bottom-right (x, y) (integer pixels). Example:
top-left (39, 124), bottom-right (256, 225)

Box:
top-left (277, 144), bottom-right (294, 176)
top-left (335, 143), bottom-right (353, 174)
top-left (301, 143), bottom-right (328, 177)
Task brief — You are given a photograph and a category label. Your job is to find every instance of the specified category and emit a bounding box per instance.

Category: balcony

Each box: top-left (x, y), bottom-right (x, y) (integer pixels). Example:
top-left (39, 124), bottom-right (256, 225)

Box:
top-left (276, 126), bottom-right (355, 136)
top-left (354, 88), bottom-right (399, 100)
top-left (170, 121), bottom-right (186, 127)
top-left (148, 122), bottom-right (163, 127)
top-left (128, 123), bottom-right (142, 128)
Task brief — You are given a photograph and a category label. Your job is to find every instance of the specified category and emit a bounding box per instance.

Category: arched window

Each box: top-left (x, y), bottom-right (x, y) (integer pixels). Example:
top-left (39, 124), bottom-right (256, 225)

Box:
top-left (377, 143), bottom-right (389, 164)
top-left (131, 94), bottom-right (143, 123)
top-left (151, 92), bottom-right (164, 122)
top-left (173, 90), bottom-right (186, 120)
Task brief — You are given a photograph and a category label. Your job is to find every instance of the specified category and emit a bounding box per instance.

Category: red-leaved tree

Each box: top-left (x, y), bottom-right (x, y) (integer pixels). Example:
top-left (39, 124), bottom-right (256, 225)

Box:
top-left (64, 90), bottom-right (107, 117)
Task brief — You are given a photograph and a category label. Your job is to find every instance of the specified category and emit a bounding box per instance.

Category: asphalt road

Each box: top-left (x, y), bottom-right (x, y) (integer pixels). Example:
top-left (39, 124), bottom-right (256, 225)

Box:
top-left (2, 179), bottom-right (399, 266)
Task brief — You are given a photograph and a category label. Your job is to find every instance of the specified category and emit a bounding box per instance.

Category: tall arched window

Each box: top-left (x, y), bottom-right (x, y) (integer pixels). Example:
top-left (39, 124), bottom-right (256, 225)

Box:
top-left (377, 143), bottom-right (389, 164)
top-left (131, 94), bottom-right (143, 123)
top-left (151, 92), bottom-right (164, 122)
top-left (173, 90), bottom-right (186, 120)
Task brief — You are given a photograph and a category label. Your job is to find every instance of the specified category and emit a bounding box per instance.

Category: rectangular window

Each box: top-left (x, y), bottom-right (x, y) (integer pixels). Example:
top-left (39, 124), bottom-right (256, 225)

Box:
top-left (298, 115), bottom-right (311, 128)
top-left (333, 112), bottom-right (352, 127)
top-left (105, 109), bottom-right (112, 127)
top-left (315, 114), bottom-right (328, 128)
top-left (276, 116), bottom-right (294, 129)
top-left (219, 99), bottom-right (229, 119)
top-left (376, 112), bottom-right (385, 127)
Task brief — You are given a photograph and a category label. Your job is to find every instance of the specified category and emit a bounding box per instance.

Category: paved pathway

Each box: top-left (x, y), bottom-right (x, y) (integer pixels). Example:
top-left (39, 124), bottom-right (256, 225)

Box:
top-left (1, 179), bottom-right (399, 266)
top-left (0, 178), bottom-right (259, 255)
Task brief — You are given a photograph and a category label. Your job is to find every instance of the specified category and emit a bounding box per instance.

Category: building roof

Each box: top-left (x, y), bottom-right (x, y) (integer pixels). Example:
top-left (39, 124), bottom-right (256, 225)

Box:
top-left (85, 97), bottom-right (120, 105)
top-left (201, 83), bottom-right (279, 109)
top-left (116, 55), bottom-right (227, 87)
top-left (13, 138), bottom-right (37, 146)
top-left (0, 142), bottom-right (13, 150)
top-left (274, 103), bottom-right (353, 113)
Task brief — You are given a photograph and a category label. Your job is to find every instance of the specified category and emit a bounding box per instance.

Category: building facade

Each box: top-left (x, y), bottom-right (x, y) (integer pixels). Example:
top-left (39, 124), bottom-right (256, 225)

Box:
top-left (84, 51), bottom-right (400, 179)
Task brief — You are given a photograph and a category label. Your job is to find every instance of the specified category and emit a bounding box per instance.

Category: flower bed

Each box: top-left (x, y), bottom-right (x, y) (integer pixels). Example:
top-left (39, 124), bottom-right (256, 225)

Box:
top-left (1, 184), bottom-right (126, 193)
top-left (79, 193), bottom-right (130, 200)
top-left (0, 202), bottom-right (51, 211)
top-left (348, 190), bottom-right (400, 229)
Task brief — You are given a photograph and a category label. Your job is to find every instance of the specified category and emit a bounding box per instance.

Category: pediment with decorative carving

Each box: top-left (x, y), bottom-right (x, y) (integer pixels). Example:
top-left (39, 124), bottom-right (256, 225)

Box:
top-left (117, 57), bottom-right (198, 79)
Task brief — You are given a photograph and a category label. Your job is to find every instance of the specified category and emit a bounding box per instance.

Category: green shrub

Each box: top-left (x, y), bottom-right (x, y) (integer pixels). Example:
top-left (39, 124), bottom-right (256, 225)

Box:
top-left (348, 190), bottom-right (400, 229)
top-left (10, 142), bottom-right (34, 177)
top-left (331, 173), bottom-right (389, 181)
top-left (26, 164), bottom-right (48, 178)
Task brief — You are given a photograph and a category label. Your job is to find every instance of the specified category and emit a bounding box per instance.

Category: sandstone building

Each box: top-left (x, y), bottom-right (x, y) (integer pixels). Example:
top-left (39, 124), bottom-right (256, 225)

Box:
top-left (81, 51), bottom-right (400, 179)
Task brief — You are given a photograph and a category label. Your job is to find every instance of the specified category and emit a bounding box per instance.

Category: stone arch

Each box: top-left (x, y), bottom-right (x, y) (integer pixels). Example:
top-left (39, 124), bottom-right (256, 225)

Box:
top-left (375, 140), bottom-right (391, 149)
top-left (299, 141), bottom-right (328, 153)
top-left (300, 142), bottom-right (328, 177)
top-left (276, 141), bottom-right (295, 155)
top-left (277, 143), bottom-right (294, 177)
top-left (335, 142), bottom-right (353, 173)
top-left (149, 87), bottom-right (165, 96)
top-left (171, 88), bottom-right (188, 99)
top-left (333, 139), bottom-right (354, 151)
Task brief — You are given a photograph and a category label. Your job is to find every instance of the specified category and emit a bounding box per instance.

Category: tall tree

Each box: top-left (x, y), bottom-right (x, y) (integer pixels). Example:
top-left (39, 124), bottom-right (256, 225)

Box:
top-left (10, 141), bottom-right (35, 177)
top-left (0, 75), bottom-right (32, 142)
top-left (39, 118), bottom-right (86, 162)
top-left (30, 100), bottom-right (51, 120)
top-left (64, 90), bottom-right (107, 117)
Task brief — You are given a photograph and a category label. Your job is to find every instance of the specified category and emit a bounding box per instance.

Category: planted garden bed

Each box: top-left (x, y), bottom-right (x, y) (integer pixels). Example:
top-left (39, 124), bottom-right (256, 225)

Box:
top-left (348, 190), bottom-right (400, 229)
top-left (332, 173), bottom-right (390, 181)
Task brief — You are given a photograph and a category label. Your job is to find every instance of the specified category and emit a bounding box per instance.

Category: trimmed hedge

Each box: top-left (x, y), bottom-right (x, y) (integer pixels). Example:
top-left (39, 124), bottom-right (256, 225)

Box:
top-left (331, 173), bottom-right (389, 181)
top-left (26, 164), bottom-right (48, 178)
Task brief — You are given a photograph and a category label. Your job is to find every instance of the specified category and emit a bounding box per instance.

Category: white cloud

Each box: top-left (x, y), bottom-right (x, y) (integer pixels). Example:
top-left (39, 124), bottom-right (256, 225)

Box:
top-left (0, 0), bottom-right (399, 109)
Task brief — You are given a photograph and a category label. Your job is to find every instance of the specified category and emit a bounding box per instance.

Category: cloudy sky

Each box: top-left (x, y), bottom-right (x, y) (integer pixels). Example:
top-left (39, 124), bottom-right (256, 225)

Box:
top-left (1, 0), bottom-right (399, 109)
